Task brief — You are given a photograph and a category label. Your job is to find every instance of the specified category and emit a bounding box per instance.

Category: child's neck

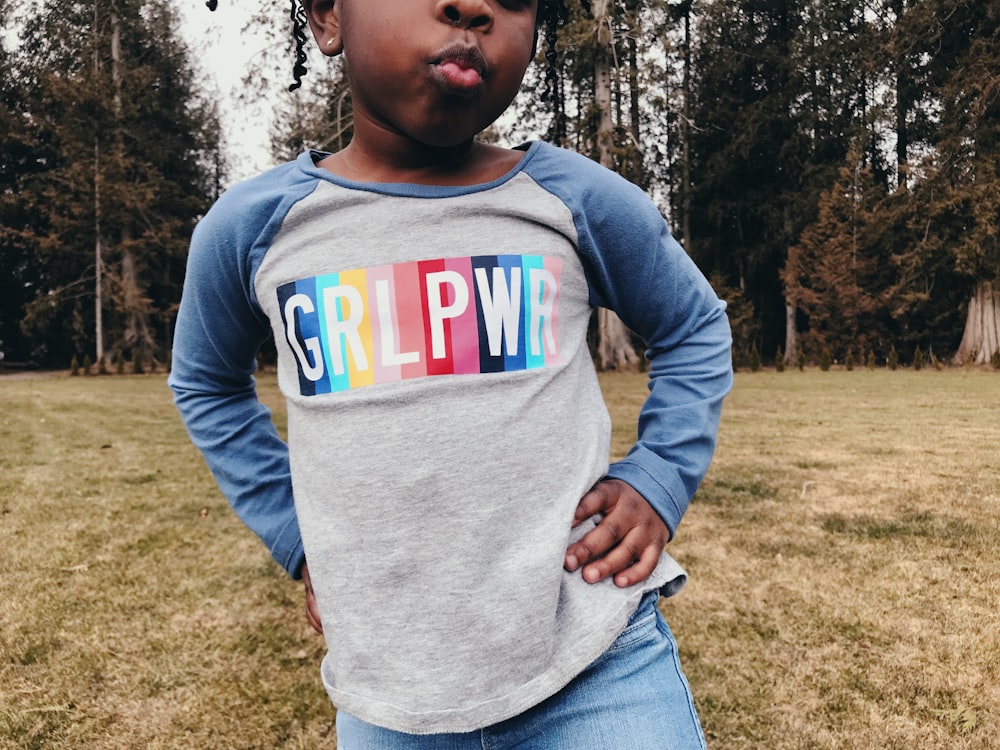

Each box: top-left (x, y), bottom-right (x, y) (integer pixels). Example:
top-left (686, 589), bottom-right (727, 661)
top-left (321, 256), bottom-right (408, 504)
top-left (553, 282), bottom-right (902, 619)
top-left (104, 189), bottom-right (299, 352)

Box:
top-left (316, 138), bottom-right (523, 187)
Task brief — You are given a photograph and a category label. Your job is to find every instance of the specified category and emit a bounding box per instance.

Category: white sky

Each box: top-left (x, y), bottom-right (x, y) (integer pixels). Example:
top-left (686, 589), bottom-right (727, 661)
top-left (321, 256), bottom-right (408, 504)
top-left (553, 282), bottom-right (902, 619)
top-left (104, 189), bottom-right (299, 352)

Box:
top-left (177, 0), bottom-right (280, 184)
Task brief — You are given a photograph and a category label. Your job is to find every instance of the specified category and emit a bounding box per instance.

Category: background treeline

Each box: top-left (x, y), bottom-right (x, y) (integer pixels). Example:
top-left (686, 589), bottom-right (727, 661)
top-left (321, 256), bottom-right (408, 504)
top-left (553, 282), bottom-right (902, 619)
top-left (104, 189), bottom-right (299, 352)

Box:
top-left (0, 0), bottom-right (223, 370)
top-left (2, 0), bottom-right (998, 370)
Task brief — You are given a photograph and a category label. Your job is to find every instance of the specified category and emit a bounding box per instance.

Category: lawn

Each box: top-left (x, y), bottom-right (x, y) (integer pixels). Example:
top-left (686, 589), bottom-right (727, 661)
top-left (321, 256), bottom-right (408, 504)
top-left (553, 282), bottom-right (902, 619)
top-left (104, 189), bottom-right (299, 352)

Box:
top-left (1, 368), bottom-right (997, 749)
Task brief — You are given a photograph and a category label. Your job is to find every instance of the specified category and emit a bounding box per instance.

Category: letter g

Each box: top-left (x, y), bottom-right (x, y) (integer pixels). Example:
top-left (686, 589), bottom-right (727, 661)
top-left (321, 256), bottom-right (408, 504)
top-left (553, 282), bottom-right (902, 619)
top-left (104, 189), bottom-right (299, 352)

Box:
top-left (284, 293), bottom-right (326, 382)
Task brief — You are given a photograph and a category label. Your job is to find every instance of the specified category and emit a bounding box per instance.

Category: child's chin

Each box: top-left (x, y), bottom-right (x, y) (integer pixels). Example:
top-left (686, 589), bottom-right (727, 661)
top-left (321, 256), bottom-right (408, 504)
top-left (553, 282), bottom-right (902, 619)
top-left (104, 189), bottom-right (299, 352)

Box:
top-left (414, 129), bottom-right (480, 149)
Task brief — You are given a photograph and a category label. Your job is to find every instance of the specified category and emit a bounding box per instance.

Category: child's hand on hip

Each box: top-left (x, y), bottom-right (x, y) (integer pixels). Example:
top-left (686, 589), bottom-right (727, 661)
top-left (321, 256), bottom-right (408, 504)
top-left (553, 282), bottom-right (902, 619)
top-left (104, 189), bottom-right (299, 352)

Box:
top-left (302, 562), bottom-right (324, 634)
top-left (563, 479), bottom-right (669, 588)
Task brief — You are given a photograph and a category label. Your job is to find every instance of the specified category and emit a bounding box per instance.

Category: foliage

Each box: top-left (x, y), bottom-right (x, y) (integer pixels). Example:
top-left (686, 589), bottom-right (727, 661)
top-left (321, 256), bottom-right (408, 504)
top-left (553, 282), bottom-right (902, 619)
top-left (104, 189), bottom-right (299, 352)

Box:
top-left (1, 0), bottom-right (223, 367)
top-left (4, 0), bottom-right (999, 368)
top-left (783, 153), bottom-right (888, 361)
top-left (820, 348), bottom-right (832, 371)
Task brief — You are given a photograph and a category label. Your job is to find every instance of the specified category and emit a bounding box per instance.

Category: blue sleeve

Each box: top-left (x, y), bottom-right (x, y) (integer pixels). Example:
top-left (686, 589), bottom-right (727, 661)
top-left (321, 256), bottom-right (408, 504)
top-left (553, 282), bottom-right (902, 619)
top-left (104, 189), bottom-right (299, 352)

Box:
top-left (533, 147), bottom-right (733, 538)
top-left (168, 173), bottom-right (310, 579)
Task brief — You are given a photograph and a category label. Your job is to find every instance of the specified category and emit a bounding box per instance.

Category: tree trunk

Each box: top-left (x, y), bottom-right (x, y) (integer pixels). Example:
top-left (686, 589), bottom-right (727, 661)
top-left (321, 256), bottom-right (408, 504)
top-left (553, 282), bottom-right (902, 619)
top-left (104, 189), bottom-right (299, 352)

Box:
top-left (92, 2), bottom-right (104, 367)
top-left (597, 307), bottom-right (641, 371)
top-left (953, 279), bottom-right (1000, 365)
top-left (681, 3), bottom-right (692, 253)
top-left (94, 139), bottom-right (105, 367)
top-left (784, 300), bottom-right (798, 365)
top-left (120, 241), bottom-right (155, 363)
top-left (110, 3), bottom-right (152, 366)
top-left (592, 0), bottom-right (640, 372)
top-left (892, 0), bottom-right (910, 188)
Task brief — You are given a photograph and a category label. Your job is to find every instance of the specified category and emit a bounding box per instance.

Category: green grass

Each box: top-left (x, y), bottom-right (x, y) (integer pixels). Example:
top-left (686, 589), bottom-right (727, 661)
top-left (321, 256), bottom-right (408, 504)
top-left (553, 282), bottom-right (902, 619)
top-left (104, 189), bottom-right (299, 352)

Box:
top-left (1, 368), bottom-right (998, 748)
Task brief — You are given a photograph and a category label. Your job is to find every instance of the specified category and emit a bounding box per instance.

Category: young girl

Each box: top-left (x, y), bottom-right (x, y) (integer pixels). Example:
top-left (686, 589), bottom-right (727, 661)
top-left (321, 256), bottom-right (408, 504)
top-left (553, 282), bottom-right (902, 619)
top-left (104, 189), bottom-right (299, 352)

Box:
top-left (170, 0), bottom-right (732, 746)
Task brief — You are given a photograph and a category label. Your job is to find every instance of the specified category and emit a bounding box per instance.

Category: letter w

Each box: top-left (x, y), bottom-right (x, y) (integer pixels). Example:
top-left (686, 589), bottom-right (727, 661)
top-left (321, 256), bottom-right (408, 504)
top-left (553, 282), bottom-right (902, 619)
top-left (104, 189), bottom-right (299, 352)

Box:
top-left (475, 266), bottom-right (521, 357)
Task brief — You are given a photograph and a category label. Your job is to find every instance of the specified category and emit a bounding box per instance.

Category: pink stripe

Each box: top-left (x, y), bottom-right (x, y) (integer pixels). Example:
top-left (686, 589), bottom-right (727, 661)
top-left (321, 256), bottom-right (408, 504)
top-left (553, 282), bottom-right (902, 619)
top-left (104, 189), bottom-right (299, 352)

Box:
top-left (394, 261), bottom-right (427, 380)
top-left (366, 265), bottom-right (401, 384)
top-left (444, 257), bottom-right (480, 374)
top-left (544, 257), bottom-right (564, 365)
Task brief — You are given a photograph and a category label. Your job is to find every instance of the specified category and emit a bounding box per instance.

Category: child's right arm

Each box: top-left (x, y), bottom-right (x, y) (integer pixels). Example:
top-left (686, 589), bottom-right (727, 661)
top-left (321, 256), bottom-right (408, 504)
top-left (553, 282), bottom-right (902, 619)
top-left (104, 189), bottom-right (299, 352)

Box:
top-left (168, 201), bottom-right (305, 580)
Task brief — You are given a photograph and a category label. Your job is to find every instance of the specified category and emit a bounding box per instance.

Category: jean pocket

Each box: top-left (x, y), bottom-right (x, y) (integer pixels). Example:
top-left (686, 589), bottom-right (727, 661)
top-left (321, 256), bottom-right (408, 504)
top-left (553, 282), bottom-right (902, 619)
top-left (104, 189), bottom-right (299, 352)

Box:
top-left (605, 594), bottom-right (660, 654)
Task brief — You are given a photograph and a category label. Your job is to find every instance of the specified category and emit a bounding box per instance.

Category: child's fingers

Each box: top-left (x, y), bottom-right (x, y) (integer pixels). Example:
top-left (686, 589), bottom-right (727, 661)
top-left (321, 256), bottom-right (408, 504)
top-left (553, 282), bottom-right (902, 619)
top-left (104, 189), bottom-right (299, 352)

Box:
top-left (305, 590), bottom-right (324, 634)
top-left (302, 563), bottom-right (324, 634)
top-left (563, 503), bottom-right (627, 572)
top-left (564, 479), bottom-right (669, 585)
top-left (577, 529), bottom-right (657, 585)
top-left (570, 480), bottom-right (617, 526)
top-left (611, 543), bottom-right (662, 588)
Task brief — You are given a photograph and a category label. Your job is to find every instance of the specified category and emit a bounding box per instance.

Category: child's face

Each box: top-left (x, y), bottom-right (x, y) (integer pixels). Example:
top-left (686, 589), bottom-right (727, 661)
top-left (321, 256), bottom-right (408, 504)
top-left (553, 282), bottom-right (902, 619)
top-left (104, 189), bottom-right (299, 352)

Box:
top-left (316, 0), bottom-right (539, 150)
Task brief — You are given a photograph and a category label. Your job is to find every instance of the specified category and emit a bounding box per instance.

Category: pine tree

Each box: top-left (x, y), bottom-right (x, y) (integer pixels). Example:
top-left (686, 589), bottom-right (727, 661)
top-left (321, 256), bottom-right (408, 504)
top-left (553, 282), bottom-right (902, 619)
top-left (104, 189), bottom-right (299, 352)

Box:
top-left (783, 151), bottom-right (887, 362)
top-left (8, 0), bottom-right (222, 367)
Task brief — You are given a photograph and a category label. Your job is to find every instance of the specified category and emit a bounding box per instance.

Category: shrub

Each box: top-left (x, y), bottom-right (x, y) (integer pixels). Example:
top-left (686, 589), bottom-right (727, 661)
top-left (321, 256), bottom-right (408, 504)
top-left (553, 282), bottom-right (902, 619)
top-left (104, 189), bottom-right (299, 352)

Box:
top-left (797, 351), bottom-right (806, 371)
top-left (992, 350), bottom-right (1000, 370)
top-left (750, 344), bottom-right (761, 372)
top-left (82, 354), bottom-right (93, 376)
top-left (913, 346), bottom-right (924, 371)
top-left (867, 351), bottom-right (876, 370)
top-left (845, 349), bottom-right (855, 371)
top-left (820, 348), bottom-right (832, 371)
top-left (70, 355), bottom-right (80, 376)
top-left (775, 347), bottom-right (785, 372)
top-left (888, 345), bottom-right (899, 371)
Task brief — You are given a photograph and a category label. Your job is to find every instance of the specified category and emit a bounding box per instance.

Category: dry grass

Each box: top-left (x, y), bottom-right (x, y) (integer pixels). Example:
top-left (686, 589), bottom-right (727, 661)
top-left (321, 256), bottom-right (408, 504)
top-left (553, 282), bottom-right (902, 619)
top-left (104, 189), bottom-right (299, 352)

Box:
top-left (1, 368), bottom-right (998, 748)
top-left (0, 374), bottom-right (334, 749)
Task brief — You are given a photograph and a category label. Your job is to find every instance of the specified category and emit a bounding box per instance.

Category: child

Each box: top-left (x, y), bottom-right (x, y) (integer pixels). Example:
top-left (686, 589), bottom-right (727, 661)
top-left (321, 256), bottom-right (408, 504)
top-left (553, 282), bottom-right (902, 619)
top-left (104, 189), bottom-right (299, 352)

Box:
top-left (170, 0), bottom-right (732, 746)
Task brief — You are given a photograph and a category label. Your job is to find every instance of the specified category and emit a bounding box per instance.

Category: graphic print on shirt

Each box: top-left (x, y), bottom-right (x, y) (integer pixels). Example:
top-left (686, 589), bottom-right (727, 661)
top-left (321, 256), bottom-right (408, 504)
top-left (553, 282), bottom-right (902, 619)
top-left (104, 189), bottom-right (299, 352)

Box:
top-left (278, 255), bottom-right (564, 395)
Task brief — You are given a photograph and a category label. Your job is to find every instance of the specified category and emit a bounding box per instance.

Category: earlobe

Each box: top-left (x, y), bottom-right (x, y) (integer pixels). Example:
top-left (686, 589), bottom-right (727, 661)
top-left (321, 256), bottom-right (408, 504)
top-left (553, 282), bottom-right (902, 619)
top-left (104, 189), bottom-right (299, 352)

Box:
top-left (304, 0), bottom-right (342, 57)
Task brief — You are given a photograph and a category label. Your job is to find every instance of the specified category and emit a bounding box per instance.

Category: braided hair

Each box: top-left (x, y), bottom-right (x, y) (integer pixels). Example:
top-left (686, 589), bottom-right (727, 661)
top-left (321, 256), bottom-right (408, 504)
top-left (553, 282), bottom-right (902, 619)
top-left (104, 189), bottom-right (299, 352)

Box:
top-left (208, 0), bottom-right (569, 102)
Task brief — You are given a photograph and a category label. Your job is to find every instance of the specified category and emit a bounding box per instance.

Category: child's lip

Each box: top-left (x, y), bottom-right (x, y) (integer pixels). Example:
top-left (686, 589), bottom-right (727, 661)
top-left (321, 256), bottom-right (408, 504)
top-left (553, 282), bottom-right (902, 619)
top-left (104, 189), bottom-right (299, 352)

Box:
top-left (431, 43), bottom-right (488, 94)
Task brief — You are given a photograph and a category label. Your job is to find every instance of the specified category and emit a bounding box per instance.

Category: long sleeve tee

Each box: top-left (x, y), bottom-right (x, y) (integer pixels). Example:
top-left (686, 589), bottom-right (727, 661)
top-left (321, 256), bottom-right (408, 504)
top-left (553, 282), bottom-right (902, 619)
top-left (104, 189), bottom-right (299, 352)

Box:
top-left (169, 141), bottom-right (733, 733)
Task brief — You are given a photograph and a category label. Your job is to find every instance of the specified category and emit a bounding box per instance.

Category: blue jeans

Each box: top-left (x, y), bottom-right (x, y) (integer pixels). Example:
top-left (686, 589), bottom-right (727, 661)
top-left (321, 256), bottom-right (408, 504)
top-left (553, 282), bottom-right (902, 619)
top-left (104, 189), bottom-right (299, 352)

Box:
top-left (336, 592), bottom-right (706, 749)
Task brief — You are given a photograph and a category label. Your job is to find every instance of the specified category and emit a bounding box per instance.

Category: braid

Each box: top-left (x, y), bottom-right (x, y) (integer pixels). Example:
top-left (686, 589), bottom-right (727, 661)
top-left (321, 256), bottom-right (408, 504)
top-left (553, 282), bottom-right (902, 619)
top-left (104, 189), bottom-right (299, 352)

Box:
top-left (288, 0), bottom-right (310, 91)
top-left (539, 0), bottom-right (569, 145)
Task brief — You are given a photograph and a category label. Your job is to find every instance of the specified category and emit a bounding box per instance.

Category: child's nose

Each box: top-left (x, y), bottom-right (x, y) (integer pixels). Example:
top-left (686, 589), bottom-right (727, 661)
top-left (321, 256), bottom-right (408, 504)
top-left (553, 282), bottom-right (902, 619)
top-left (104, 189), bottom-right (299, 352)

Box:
top-left (436, 0), bottom-right (495, 32)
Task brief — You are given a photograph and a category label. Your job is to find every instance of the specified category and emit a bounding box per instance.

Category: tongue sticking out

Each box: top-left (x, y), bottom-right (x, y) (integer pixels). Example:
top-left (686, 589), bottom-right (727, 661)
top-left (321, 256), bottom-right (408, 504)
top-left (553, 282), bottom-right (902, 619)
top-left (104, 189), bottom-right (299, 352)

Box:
top-left (439, 61), bottom-right (482, 89)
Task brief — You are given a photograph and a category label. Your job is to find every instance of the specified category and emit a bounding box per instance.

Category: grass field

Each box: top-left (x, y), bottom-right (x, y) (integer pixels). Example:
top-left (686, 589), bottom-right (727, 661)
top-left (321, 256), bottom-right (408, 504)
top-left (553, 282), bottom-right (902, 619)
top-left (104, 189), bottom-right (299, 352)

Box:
top-left (1, 368), bottom-right (998, 749)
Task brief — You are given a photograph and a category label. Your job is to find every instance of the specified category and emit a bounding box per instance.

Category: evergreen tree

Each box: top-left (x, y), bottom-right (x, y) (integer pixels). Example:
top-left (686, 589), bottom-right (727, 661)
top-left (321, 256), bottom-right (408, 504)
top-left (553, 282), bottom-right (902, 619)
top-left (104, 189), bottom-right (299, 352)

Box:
top-left (270, 62), bottom-right (354, 161)
top-left (7, 0), bottom-right (223, 367)
top-left (920, 0), bottom-right (1000, 365)
top-left (783, 152), bottom-right (888, 361)
top-left (0, 0), bottom-right (48, 364)
top-left (687, 0), bottom-right (808, 358)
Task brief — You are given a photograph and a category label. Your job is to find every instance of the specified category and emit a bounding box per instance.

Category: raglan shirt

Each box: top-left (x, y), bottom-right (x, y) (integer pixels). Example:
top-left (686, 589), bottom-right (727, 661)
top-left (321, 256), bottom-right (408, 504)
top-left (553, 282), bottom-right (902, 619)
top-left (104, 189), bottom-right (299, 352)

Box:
top-left (169, 142), bottom-right (733, 734)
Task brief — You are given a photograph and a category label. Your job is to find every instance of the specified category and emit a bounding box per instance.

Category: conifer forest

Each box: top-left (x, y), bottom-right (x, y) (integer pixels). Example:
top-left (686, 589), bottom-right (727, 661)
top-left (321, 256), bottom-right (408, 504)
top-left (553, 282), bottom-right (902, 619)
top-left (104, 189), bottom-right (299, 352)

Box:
top-left (1, 0), bottom-right (998, 371)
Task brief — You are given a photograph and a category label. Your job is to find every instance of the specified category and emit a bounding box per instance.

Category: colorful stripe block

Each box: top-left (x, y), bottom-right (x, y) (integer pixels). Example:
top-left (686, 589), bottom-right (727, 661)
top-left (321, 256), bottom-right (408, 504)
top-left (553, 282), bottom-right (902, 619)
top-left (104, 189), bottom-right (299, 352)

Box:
top-left (278, 255), bottom-right (564, 395)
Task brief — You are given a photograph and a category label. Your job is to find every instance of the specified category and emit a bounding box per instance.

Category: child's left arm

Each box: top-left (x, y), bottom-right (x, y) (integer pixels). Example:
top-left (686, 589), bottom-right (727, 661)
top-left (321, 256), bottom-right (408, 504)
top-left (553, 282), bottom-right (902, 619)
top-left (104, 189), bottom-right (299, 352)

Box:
top-left (561, 166), bottom-right (734, 587)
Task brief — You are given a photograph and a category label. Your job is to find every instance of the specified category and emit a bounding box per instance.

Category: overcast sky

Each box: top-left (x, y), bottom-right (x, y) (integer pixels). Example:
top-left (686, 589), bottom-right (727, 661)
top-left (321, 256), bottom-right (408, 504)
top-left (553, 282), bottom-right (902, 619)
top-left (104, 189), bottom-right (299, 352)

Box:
top-left (177, 0), bottom-right (279, 184)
